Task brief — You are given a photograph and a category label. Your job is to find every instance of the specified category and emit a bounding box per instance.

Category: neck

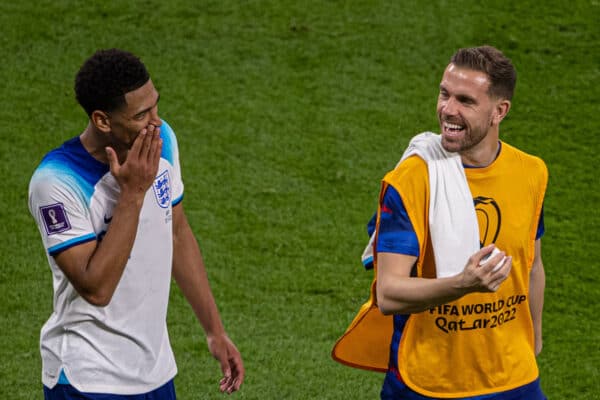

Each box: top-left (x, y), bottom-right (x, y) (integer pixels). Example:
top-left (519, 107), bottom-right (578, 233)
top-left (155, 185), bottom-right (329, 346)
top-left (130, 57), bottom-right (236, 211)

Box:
top-left (79, 122), bottom-right (126, 164)
top-left (460, 133), bottom-right (501, 167)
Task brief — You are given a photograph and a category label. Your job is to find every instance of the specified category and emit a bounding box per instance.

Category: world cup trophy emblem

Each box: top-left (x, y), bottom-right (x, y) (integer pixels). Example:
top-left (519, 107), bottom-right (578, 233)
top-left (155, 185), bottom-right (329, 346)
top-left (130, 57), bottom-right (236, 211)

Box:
top-left (473, 196), bottom-right (501, 248)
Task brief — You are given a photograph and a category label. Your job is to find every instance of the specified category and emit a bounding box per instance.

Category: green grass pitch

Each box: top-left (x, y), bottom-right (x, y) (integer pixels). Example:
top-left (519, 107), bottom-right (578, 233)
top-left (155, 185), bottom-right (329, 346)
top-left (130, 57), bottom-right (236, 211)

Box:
top-left (0, 1), bottom-right (598, 398)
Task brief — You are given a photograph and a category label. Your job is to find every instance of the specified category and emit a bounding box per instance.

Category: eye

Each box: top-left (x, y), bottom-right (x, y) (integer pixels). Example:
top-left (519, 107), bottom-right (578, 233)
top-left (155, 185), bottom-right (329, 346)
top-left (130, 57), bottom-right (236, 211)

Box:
top-left (134, 112), bottom-right (146, 120)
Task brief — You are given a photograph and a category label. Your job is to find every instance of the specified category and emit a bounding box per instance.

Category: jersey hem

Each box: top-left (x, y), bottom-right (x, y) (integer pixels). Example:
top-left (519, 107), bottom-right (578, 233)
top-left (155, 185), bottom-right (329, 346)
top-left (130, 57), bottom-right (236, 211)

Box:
top-left (48, 233), bottom-right (96, 256)
top-left (399, 369), bottom-right (540, 398)
top-left (42, 366), bottom-right (177, 395)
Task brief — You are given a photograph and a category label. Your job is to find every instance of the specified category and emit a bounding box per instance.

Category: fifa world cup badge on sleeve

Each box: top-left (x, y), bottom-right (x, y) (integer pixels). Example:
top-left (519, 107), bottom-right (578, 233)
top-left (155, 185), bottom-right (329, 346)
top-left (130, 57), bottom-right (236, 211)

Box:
top-left (40, 203), bottom-right (71, 235)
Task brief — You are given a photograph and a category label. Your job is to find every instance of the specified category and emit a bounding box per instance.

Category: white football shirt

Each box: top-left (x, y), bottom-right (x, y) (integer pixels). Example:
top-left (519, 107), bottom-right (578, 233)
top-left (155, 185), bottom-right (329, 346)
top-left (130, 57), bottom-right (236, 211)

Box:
top-left (28, 120), bottom-right (184, 394)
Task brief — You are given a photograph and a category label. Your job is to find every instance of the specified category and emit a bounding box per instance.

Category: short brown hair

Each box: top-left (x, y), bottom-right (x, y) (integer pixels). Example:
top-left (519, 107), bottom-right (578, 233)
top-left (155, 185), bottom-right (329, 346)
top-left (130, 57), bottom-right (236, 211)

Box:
top-left (450, 46), bottom-right (516, 100)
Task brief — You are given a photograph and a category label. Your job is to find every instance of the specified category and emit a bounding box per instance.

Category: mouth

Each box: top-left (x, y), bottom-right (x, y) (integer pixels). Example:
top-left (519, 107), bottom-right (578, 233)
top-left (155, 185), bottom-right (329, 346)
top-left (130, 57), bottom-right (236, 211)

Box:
top-left (442, 121), bottom-right (466, 136)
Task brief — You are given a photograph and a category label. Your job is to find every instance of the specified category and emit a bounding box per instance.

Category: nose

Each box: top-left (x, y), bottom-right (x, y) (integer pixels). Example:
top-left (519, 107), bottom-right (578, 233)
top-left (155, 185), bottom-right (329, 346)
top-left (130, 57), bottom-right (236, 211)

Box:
top-left (441, 97), bottom-right (459, 116)
top-left (149, 105), bottom-right (162, 128)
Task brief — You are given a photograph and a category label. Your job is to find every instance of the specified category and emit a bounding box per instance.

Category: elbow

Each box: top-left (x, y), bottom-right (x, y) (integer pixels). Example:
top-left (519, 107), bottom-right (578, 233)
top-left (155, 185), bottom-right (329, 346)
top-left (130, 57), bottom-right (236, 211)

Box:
top-left (378, 299), bottom-right (411, 315)
top-left (87, 297), bottom-right (111, 307)
top-left (80, 289), bottom-right (114, 307)
top-left (376, 286), bottom-right (416, 315)
top-left (376, 285), bottom-right (397, 315)
top-left (378, 302), bottom-right (395, 316)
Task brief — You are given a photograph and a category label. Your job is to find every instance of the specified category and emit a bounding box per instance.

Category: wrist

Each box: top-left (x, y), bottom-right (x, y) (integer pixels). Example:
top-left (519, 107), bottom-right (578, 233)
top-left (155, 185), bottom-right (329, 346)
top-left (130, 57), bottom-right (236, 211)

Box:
top-left (118, 190), bottom-right (146, 208)
top-left (206, 330), bottom-right (227, 340)
top-left (450, 273), bottom-right (470, 297)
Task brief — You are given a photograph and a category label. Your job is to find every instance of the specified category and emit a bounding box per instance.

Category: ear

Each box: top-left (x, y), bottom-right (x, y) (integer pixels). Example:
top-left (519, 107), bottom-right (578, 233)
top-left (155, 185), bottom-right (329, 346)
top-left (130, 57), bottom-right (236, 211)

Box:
top-left (492, 99), bottom-right (511, 126)
top-left (90, 110), bottom-right (111, 133)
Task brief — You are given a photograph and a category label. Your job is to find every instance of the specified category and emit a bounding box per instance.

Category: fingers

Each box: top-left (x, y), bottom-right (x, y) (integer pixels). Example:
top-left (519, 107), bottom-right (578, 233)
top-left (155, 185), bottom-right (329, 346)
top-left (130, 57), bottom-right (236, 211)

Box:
top-left (474, 244), bottom-right (496, 266)
top-left (135, 125), bottom-right (162, 166)
top-left (486, 256), bottom-right (512, 292)
top-left (219, 359), bottom-right (244, 394)
top-left (147, 125), bottom-right (162, 165)
top-left (214, 338), bottom-right (244, 394)
top-left (105, 146), bottom-right (119, 175)
top-left (129, 127), bottom-right (148, 159)
top-left (467, 245), bottom-right (512, 293)
top-left (222, 353), bottom-right (244, 394)
top-left (218, 364), bottom-right (232, 393)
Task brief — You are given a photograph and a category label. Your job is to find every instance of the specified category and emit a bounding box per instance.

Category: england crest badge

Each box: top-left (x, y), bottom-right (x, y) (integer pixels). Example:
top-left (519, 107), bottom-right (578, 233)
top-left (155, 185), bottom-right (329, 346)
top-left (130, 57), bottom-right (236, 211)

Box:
top-left (153, 170), bottom-right (171, 208)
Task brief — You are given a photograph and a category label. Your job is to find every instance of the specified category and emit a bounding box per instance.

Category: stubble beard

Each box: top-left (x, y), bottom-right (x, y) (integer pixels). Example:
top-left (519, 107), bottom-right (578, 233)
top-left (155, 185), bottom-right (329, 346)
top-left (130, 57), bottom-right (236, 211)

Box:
top-left (440, 118), bottom-right (491, 154)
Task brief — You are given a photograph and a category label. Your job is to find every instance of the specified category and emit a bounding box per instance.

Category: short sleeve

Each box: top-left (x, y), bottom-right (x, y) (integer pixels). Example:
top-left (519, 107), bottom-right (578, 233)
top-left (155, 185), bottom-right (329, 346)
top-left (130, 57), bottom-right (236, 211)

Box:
top-left (28, 171), bottom-right (96, 256)
top-left (536, 205), bottom-right (544, 240)
top-left (159, 120), bottom-right (184, 206)
top-left (376, 185), bottom-right (420, 256)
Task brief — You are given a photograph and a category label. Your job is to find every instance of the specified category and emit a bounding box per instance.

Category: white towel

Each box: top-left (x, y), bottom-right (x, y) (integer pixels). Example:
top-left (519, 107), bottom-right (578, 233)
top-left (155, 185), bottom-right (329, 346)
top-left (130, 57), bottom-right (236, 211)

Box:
top-left (362, 132), bottom-right (479, 278)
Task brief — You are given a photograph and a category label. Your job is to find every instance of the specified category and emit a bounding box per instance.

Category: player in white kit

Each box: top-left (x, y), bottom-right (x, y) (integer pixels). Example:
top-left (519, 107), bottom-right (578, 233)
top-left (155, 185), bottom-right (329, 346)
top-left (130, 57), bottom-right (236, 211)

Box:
top-left (28, 49), bottom-right (244, 399)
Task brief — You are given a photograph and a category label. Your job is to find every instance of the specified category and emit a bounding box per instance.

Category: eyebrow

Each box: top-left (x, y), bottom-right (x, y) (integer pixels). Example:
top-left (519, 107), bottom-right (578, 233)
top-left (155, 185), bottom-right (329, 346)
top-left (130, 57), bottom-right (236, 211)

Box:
top-left (439, 85), bottom-right (476, 104)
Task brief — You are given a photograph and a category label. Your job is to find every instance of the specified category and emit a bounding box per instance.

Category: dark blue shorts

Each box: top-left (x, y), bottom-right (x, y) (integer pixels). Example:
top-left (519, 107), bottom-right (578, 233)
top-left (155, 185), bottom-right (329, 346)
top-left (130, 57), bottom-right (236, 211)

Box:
top-left (43, 379), bottom-right (176, 400)
top-left (381, 369), bottom-right (547, 400)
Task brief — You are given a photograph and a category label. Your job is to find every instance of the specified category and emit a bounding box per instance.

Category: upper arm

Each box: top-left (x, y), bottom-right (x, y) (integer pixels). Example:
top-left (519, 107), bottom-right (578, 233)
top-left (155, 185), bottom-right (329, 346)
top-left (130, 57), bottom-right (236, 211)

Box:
top-left (53, 240), bottom-right (98, 287)
top-left (172, 201), bottom-right (188, 241)
top-left (376, 252), bottom-right (418, 314)
top-left (170, 202), bottom-right (197, 281)
top-left (377, 253), bottom-right (418, 282)
top-left (376, 185), bottom-right (420, 256)
top-left (375, 184), bottom-right (420, 305)
top-left (29, 170), bottom-right (99, 287)
top-left (531, 239), bottom-right (544, 274)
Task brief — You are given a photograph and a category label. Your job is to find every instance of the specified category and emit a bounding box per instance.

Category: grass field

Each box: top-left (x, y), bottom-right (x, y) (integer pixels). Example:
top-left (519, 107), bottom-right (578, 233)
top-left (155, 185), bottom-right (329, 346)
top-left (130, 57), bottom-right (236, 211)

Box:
top-left (1, 1), bottom-right (599, 398)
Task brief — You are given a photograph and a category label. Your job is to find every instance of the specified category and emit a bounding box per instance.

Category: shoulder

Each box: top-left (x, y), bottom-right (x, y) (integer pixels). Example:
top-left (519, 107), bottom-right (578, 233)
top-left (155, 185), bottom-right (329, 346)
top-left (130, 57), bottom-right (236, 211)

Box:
top-left (384, 155), bottom-right (428, 187)
top-left (30, 144), bottom-right (75, 190)
top-left (29, 137), bottom-right (108, 205)
top-left (501, 142), bottom-right (548, 180)
top-left (159, 119), bottom-right (180, 165)
top-left (382, 155), bottom-right (429, 215)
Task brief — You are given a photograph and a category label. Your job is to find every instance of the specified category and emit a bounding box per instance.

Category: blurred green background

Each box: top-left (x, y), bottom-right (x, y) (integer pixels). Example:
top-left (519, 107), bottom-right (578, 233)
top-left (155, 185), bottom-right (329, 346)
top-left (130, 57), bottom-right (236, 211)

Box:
top-left (1, 1), bottom-right (598, 398)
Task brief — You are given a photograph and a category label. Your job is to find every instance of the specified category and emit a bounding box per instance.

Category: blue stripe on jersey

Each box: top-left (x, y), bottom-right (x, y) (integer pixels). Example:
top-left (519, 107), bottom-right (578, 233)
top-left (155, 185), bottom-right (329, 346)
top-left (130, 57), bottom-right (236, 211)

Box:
top-left (38, 137), bottom-right (109, 206)
top-left (367, 212), bottom-right (377, 237)
top-left (160, 119), bottom-right (176, 166)
top-left (536, 206), bottom-right (545, 240)
top-left (48, 233), bottom-right (96, 256)
top-left (172, 193), bottom-right (183, 206)
top-left (376, 185), bottom-right (419, 256)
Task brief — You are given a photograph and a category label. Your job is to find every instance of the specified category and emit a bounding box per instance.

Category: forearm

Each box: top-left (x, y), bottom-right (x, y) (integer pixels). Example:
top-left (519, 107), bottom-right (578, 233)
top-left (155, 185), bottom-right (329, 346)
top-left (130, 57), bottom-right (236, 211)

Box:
top-left (172, 216), bottom-right (225, 337)
top-left (87, 194), bottom-right (144, 297)
top-left (56, 192), bottom-right (144, 306)
top-left (529, 261), bottom-right (545, 355)
top-left (376, 248), bottom-right (508, 315)
top-left (377, 274), bottom-right (466, 315)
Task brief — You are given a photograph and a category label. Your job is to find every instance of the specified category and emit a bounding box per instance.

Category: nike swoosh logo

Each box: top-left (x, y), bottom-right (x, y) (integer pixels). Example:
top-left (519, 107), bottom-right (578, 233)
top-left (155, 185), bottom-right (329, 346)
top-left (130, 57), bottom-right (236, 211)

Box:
top-left (103, 215), bottom-right (113, 224)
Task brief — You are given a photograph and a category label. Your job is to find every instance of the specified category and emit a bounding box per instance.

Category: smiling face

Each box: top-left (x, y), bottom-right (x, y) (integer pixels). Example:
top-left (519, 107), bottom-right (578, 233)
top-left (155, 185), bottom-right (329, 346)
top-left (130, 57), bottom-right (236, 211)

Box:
top-left (437, 64), bottom-right (509, 160)
top-left (105, 79), bottom-right (161, 152)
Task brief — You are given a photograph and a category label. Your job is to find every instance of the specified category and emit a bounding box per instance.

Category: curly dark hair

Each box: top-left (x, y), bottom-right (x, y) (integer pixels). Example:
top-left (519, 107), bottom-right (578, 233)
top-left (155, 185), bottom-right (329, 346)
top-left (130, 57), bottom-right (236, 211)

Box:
top-left (450, 46), bottom-right (516, 101)
top-left (75, 49), bottom-right (150, 116)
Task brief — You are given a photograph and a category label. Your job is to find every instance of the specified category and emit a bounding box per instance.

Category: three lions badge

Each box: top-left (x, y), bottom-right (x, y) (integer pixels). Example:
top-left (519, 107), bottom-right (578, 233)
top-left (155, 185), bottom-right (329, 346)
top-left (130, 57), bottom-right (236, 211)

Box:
top-left (153, 170), bottom-right (171, 208)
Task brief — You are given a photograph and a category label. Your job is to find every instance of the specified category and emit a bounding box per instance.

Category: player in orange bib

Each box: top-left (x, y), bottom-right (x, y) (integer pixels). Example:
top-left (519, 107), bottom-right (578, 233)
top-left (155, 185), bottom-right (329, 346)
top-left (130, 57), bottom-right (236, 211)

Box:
top-left (333, 46), bottom-right (548, 399)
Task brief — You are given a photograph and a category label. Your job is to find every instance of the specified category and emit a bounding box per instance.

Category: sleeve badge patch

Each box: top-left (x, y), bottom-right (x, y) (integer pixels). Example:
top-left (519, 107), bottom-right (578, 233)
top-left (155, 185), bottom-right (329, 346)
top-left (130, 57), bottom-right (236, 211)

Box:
top-left (40, 203), bottom-right (71, 235)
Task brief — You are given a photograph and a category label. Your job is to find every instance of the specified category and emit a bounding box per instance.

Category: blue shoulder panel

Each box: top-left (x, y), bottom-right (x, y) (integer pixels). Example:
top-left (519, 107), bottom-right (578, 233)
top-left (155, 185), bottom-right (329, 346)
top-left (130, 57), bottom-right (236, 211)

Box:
top-left (160, 120), bottom-right (177, 166)
top-left (36, 137), bottom-right (109, 206)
